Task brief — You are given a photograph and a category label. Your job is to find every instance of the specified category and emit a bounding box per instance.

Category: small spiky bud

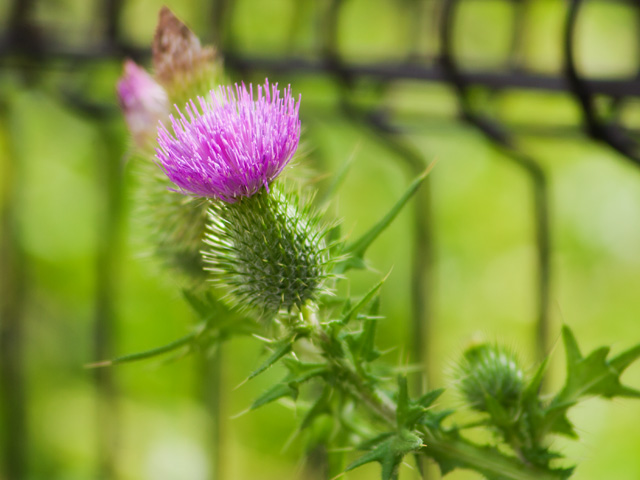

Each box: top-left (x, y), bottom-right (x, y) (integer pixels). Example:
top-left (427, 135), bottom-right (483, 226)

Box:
top-left (456, 343), bottom-right (525, 413)
top-left (204, 186), bottom-right (330, 317)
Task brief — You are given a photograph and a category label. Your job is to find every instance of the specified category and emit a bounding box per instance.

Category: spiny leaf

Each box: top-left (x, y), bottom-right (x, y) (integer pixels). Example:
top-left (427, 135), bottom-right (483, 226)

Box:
top-left (251, 382), bottom-right (298, 410)
top-left (421, 408), bottom-right (453, 431)
top-left (86, 329), bottom-right (200, 368)
top-left (337, 167), bottom-right (431, 273)
top-left (345, 429), bottom-right (423, 480)
top-left (326, 223), bottom-right (344, 258)
top-left (609, 343), bottom-right (640, 373)
top-left (346, 317), bottom-right (381, 363)
top-left (416, 389), bottom-right (445, 409)
top-left (548, 414), bottom-right (577, 438)
top-left (300, 386), bottom-right (333, 431)
top-left (396, 376), bottom-right (444, 430)
top-left (282, 358), bottom-right (328, 383)
top-left (182, 289), bottom-right (213, 318)
top-left (537, 326), bottom-right (640, 441)
top-left (556, 325), bottom-right (640, 405)
top-left (340, 273), bottom-right (389, 326)
top-left (250, 360), bottom-right (328, 411)
top-left (247, 337), bottom-right (294, 381)
top-left (357, 432), bottom-right (395, 451)
top-left (524, 355), bottom-right (549, 400)
top-left (396, 376), bottom-right (411, 429)
top-left (484, 394), bottom-right (514, 428)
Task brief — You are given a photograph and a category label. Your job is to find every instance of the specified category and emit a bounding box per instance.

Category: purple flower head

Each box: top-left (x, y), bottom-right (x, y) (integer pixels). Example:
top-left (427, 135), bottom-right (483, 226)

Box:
top-left (117, 60), bottom-right (169, 147)
top-left (156, 80), bottom-right (301, 202)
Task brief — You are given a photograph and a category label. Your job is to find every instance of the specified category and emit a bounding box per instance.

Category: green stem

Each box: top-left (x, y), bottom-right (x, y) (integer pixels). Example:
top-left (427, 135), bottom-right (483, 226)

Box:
top-left (422, 434), bottom-right (562, 480)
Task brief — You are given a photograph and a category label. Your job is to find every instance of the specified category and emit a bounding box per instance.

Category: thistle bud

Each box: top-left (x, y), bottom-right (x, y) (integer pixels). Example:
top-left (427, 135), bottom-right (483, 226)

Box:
top-left (455, 343), bottom-right (525, 414)
top-left (205, 187), bottom-right (330, 316)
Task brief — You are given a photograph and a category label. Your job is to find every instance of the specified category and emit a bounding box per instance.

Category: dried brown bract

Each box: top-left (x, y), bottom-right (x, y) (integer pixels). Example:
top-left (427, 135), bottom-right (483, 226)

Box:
top-left (152, 6), bottom-right (218, 88)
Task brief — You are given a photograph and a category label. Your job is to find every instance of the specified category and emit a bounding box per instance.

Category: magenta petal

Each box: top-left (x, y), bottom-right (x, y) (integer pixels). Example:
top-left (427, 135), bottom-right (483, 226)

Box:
top-left (156, 79), bottom-right (302, 202)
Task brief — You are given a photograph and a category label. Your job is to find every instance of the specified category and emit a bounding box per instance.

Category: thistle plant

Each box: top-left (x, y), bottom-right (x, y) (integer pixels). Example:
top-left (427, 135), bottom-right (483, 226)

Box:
top-left (156, 79), bottom-right (330, 316)
top-left (107, 7), bottom-right (640, 480)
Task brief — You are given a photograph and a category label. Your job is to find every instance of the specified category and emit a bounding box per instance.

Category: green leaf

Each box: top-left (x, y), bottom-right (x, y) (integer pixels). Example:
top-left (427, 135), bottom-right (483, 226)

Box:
top-left (247, 338), bottom-right (294, 380)
top-left (345, 430), bottom-right (422, 480)
top-left (421, 408), bottom-right (453, 431)
top-left (251, 382), bottom-right (299, 410)
top-left (282, 358), bottom-right (328, 383)
top-left (524, 356), bottom-right (549, 400)
top-left (337, 168), bottom-right (431, 273)
top-left (609, 344), bottom-right (640, 375)
top-left (344, 297), bottom-right (382, 365)
top-left (346, 429), bottom-right (423, 480)
top-left (326, 223), bottom-right (344, 258)
top-left (250, 359), bottom-right (327, 411)
top-left (354, 317), bottom-right (382, 363)
top-left (535, 326), bottom-right (640, 442)
top-left (416, 389), bottom-right (445, 409)
top-left (556, 325), bottom-right (640, 405)
top-left (396, 376), bottom-right (411, 429)
top-left (86, 330), bottom-right (199, 368)
top-left (182, 289), bottom-right (216, 318)
top-left (299, 386), bottom-right (333, 431)
top-left (484, 394), bottom-right (514, 428)
top-left (396, 376), bottom-right (444, 430)
top-left (548, 414), bottom-right (577, 439)
top-left (340, 274), bottom-right (389, 326)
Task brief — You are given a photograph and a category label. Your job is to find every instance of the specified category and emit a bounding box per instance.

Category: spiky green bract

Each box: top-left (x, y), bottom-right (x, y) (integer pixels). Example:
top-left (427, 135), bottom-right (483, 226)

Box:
top-left (456, 343), bottom-right (525, 414)
top-left (203, 184), bottom-right (331, 318)
top-left (133, 158), bottom-right (209, 286)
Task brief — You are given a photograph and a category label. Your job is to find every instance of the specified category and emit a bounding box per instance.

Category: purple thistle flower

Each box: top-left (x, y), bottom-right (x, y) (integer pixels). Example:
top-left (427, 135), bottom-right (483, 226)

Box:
top-left (156, 80), bottom-right (301, 202)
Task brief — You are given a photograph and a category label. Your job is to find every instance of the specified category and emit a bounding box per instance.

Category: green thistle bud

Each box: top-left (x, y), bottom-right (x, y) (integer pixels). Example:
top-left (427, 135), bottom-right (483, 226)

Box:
top-left (203, 186), bottom-right (330, 318)
top-left (133, 159), bottom-right (210, 287)
top-left (456, 343), bottom-right (525, 413)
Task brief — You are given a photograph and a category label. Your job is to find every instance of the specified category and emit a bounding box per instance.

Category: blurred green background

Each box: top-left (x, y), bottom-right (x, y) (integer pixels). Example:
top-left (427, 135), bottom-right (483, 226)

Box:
top-left (1, 0), bottom-right (640, 479)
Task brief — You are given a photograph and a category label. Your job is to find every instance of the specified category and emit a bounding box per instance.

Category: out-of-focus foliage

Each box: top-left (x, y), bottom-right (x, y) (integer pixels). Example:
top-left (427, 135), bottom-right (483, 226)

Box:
top-left (1, 1), bottom-right (640, 480)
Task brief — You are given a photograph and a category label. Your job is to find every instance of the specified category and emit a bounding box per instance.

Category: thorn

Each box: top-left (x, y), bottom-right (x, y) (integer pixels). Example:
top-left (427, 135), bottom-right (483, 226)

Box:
top-left (230, 407), bottom-right (251, 420)
top-left (233, 377), bottom-right (249, 391)
top-left (252, 334), bottom-right (274, 343)
top-left (84, 360), bottom-right (112, 369)
top-left (379, 346), bottom-right (398, 356)
top-left (419, 157), bottom-right (439, 180)
top-left (280, 427), bottom-right (300, 454)
top-left (326, 446), bottom-right (355, 453)
top-left (402, 460), bottom-right (415, 470)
